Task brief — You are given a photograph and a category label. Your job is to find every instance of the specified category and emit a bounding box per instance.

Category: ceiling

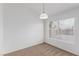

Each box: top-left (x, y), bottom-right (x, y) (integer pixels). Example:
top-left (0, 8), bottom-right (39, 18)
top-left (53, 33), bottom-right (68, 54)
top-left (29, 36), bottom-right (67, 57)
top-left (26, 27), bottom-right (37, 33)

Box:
top-left (5, 3), bottom-right (79, 17)
top-left (24, 3), bottom-right (79, 16)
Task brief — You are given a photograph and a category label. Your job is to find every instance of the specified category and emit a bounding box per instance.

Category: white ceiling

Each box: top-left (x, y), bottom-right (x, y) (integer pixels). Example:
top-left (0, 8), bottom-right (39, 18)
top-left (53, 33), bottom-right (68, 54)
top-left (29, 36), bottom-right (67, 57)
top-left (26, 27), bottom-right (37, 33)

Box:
top-left (24, 3), bottom-right (79, 16)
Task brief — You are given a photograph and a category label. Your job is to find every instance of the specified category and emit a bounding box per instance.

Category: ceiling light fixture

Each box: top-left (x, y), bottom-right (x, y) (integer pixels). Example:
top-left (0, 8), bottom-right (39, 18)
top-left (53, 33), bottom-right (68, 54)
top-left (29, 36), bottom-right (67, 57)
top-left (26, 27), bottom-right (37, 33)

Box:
top-left (40, 3), bottom-right (48, 20)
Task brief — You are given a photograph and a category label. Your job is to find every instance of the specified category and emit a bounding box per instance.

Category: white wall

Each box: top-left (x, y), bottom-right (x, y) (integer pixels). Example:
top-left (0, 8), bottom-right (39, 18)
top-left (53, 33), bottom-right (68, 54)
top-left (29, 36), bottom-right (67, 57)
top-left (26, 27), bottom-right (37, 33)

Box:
top-left (45, 7), bottom-right (79, 55)
top-left (3, 4), bottom-right (43, 54)
top-left (0, 4), bottom-right (3, 55)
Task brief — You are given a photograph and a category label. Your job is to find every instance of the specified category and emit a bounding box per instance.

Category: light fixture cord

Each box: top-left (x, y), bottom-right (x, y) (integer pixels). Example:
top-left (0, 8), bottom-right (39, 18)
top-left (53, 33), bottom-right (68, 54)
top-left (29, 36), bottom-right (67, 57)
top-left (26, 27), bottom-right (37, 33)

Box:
top-left (42, 3), bottom-right (45, 13)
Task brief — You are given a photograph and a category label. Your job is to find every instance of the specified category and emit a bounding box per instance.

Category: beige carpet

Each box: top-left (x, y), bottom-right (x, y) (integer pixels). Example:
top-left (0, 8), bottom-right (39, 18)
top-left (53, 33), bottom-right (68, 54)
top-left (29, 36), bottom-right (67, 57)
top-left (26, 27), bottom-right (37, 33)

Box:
top-left (4, 43), bottom-right (76, 56)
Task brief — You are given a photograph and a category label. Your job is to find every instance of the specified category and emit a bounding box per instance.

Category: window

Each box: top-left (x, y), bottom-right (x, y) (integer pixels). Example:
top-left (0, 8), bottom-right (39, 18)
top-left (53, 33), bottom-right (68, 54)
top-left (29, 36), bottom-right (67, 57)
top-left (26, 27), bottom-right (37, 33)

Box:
top-left (49, 18), bottom-right (75, 38)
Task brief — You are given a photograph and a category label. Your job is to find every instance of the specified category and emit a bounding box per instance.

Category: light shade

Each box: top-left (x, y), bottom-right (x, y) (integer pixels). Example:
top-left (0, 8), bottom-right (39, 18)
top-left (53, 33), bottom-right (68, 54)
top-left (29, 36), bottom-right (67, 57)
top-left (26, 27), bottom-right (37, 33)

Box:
top-left (40, 13), bottom-right (48, 19)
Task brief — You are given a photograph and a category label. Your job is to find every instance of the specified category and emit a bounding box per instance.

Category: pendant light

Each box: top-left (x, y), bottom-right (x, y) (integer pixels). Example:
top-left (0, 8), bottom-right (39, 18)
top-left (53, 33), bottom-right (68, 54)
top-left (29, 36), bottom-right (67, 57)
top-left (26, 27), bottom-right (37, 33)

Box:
top-left (40, 3), bottom-right (48, 20)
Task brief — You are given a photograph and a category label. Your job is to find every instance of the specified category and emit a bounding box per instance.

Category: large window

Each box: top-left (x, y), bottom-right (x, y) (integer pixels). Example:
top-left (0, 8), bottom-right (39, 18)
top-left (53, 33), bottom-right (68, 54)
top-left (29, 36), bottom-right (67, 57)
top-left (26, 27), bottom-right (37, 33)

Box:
top-left (49, 18), bottom-right (75, 38)
top-left (59, 18), bottom-right (75, 35)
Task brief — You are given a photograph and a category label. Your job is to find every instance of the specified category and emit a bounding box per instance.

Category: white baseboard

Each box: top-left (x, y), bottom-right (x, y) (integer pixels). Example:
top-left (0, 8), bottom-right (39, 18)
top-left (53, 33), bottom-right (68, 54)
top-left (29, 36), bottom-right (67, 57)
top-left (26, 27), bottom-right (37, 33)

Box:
top-left (45, 41), bottom-right (79, 56)
top-left (2, 40), bottom-right (43, 56)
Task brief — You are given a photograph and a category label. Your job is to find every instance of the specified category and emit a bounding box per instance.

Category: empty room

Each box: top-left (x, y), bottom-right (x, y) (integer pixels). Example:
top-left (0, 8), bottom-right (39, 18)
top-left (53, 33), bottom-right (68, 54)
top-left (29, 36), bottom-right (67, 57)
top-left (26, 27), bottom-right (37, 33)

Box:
top-left (0, 3), bottom-right (79, 56)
